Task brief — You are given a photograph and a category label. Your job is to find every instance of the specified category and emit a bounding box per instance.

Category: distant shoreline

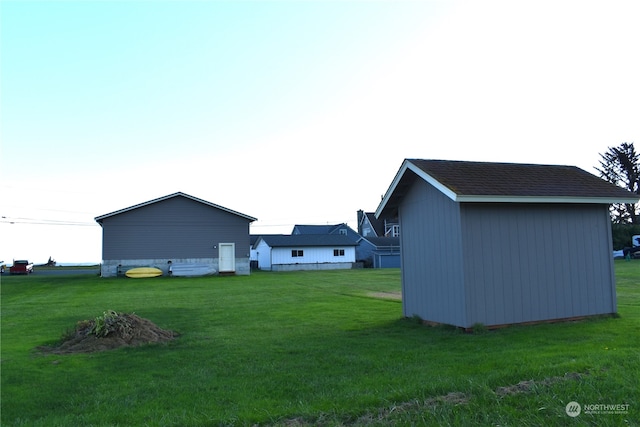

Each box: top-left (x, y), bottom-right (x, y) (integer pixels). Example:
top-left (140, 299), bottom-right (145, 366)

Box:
top-left (0, 262), bottom-right (100, 267)
top-left (56, 263), bottom-right (100, 267)
top-left (31, 263), bottom-right (100, 269)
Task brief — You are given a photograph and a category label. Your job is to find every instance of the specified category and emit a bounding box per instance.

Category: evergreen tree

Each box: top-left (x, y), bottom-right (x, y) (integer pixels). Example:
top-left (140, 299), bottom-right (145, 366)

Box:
top-left (597, 142), bottom-right (640, 224)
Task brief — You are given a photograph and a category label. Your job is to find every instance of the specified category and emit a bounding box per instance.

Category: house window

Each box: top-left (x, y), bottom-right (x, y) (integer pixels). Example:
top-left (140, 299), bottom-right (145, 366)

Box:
top-left (386, 225), bottom-right (400, 237)
top-left (292, 250), bottom-right (303, 257)
top-left (333, 249), bottom-right (345, 256)
top-left (339, 229), bottom-right (347, 235)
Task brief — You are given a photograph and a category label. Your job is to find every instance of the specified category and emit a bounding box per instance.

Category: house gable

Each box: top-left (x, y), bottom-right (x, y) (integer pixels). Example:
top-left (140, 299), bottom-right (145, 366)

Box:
top-left (96, 192), bottom-right (257, 223)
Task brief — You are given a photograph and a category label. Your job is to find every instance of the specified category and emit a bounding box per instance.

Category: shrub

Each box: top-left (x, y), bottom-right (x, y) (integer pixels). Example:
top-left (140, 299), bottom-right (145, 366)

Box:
top-left (89, 310), bottom-right (133, 339)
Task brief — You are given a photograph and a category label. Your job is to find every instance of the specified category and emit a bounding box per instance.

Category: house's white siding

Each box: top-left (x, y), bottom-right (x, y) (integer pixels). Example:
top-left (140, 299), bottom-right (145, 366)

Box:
top-left (271, 246), bottom-right (355, 265)
top-left (255, 240), bottom-right (273, 270)
top-left (255, 242), bottom-right (356, 271)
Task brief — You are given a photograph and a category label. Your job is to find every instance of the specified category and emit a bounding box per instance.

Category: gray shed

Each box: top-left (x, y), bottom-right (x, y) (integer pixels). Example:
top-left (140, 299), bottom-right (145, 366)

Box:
top-left (95, 192), bottom-right (256, 277)
top-left (376, 159), bottom-right (639, 329)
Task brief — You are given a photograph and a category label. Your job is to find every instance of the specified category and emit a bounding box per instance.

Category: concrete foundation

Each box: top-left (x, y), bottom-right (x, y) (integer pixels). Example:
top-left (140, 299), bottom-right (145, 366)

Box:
top-left (270, 262), bottom-right (359, 272)
top-left (100, 258), bottom-right (251, 277)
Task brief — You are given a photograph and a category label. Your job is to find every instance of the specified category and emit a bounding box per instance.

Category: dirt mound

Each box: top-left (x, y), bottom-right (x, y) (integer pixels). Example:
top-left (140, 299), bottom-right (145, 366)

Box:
top-left (37, 311), bottom-right (177, 355)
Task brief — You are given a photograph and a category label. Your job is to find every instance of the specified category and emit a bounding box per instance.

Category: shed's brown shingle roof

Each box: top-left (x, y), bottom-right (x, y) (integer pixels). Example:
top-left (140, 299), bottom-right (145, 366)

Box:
top-left (408, 159), bottom-right (634, 198)
top-left (376, 159), bottom-right (639, 218)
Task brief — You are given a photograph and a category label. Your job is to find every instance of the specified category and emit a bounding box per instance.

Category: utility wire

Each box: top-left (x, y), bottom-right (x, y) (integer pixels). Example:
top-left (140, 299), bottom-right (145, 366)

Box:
top-left (0, 216), bottom-right (97, 227)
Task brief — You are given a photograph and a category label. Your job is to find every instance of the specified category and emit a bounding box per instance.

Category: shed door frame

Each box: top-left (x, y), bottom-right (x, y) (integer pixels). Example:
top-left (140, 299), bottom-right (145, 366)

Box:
top-left (219, 243), bottom-right (235, 272)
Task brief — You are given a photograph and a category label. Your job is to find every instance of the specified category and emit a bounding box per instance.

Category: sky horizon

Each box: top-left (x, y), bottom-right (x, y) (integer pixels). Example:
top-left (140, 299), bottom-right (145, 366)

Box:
top-left (2, 0), bottom-right (639, 264)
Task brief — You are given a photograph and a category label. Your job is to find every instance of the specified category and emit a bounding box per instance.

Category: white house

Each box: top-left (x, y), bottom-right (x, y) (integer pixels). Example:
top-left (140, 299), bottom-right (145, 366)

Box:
top-left (253, 234), bottom-right (357, 271)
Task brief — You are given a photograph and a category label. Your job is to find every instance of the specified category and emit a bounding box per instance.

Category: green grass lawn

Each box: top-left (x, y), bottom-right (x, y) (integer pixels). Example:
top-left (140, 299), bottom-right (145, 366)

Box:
top-left (1, 263), bottom-right (638, 426)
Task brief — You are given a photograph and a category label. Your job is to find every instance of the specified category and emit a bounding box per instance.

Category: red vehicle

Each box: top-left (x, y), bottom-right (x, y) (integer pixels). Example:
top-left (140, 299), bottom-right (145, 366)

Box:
top-left (10, 260), bottom-right (34, 275)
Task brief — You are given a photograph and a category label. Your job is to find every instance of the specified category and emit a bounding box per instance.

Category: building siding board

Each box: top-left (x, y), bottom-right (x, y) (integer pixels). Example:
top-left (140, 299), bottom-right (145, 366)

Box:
top-left (380, 159), bottom-right (630, 328)
top-left (271, 246), bottom-right (355, 265)
top-left (101, 196), bottom-right (250, 260)
top-left (460, 203), bottom-right (615, 327)
top-left (400, 178), bottom-right (465, 325)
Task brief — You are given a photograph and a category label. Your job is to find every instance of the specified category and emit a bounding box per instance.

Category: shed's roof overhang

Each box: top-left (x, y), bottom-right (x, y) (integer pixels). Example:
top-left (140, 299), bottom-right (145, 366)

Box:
top-left (376, 159), bottom-right (640, 218)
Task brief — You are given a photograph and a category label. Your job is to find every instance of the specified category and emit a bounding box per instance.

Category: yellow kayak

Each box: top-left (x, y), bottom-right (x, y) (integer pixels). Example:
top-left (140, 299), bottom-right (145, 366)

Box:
top-left (125, 267), bottom-right (163, 278)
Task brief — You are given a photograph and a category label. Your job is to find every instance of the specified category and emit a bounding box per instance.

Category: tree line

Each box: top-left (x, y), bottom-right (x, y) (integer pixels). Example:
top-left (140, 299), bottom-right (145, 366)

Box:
top-left (597, 142), bottom-right (640, 249)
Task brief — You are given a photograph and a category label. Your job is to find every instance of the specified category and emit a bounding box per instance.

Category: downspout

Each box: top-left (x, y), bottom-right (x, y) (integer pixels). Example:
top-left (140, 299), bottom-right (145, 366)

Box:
top-left (604, 207), bottom-right (618, 314)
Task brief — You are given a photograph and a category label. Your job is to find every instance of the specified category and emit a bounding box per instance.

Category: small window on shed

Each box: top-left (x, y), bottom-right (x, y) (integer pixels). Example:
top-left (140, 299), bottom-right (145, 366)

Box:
top-left (292, 250), bottom-right (303, 257)
top-left (333, 249), bottom-right (345, 256)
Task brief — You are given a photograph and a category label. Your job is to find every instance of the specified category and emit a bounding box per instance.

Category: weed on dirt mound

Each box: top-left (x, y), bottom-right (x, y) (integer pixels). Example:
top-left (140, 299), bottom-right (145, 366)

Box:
top-left (37, 310), bottom-right (178, 355)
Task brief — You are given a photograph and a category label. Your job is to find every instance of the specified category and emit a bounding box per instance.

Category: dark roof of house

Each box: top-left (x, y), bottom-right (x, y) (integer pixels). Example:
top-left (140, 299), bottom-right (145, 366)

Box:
top-left (250, 234), bottom-right (287, 246)
top-left (292, 224), bottom-right (351, 235)
top-left (95, 192), bottom-right (257, 224)
top-left (255, 234), bottom-right (358, 248)
top-left (293, 224), bottom-right (336, 234)
top-left (377, 159), bottom-right (639, 218)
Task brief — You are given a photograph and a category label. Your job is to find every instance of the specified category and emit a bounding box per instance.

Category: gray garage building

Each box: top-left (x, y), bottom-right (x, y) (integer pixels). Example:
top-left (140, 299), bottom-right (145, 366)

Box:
top-left (376, 159), bottom-right (639, 329)
top-left (95, 192), bottom-right (256, 277)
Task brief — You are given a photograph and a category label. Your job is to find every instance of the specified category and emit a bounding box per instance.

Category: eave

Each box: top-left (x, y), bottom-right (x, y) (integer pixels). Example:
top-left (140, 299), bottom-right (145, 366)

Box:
top-left (376, 159), bottom-right (640, 219)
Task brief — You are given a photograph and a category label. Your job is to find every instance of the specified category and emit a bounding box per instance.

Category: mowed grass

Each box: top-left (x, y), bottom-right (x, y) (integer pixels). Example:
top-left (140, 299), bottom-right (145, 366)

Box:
top-left (1, 263), bottom-right (639, 426)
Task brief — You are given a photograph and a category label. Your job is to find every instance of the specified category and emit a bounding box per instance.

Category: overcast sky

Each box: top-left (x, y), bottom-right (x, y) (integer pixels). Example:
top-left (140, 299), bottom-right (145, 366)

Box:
top-left (1, 0), bottom-right (639, 264)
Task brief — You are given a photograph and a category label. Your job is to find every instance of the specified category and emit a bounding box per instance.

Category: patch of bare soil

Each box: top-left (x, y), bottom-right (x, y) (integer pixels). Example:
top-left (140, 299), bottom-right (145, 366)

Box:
top-left (495, 372), bottom-right (586, 397)
top-left (37, 313), bottom-right (177, 355)
top-left (273, 373), bottom-right (587, 426)
top-left (368, 291), bottom-right (402, 301)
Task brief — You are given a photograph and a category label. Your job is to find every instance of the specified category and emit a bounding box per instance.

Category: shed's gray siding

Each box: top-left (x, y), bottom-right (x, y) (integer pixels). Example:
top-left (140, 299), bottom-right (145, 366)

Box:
top-left (100, 196), bottom-right (251, 261)
top-left (380, 159), bottom-right (634, 329)
top-left (460, 203), bottom-right (616, 327)
top-left (399, 179), bottom-right (617, 328)
top-left (399, 178), bottom-right (465, 325)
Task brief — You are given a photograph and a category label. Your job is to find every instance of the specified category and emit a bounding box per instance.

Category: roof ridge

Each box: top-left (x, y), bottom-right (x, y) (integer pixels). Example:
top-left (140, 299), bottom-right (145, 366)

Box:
top-left (376, 158), bottom-right (639, 218)
top-left (95, 192), bottom-right (257, 223)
